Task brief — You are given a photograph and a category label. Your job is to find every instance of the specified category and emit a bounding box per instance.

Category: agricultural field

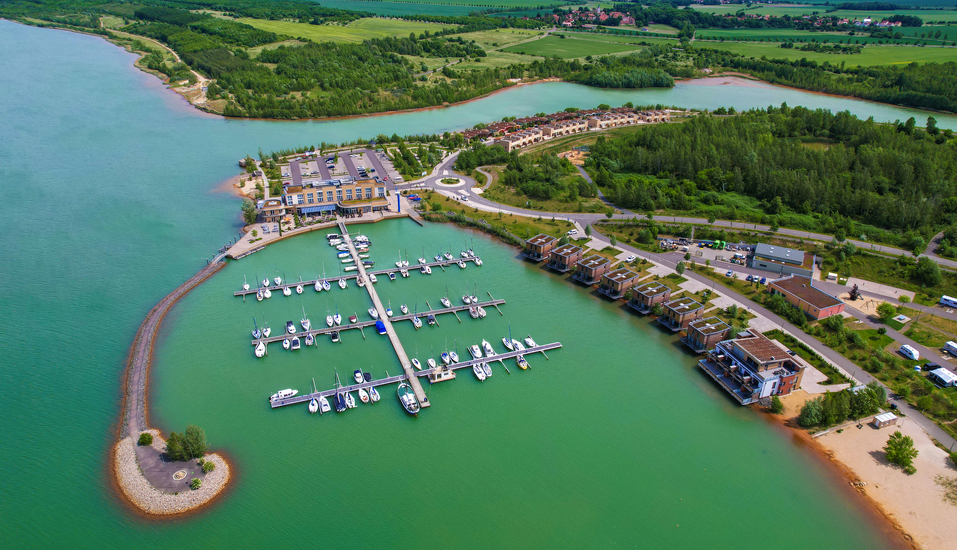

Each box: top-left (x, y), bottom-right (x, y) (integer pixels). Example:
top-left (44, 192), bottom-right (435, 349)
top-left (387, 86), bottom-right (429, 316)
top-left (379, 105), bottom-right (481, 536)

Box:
top-left (503, 34), bottom-right (646, 58)
top-left (246, 39), bottom-right (310, 56)
top-left (700, 40), bottom-right (957, 66)
top-left (309, 0), bottom-right (570, 17)
top-left (689, 4), bottom-right (823, 17)
top-left (452, 50), bottom-right (531, 69)
top-left (694, 27), bottom-right (951, 45)
top-left (453, 27), bottom-right (545, 50)
top-left (239, 17), bottom-right (456, 44)
top-left (829, 9), bottom-right (957, 23)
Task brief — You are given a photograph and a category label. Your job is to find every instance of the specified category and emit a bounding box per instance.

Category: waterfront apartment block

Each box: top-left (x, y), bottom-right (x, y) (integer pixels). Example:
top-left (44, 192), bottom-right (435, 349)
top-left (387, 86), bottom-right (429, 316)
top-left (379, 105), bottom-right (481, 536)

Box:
top-left (571, 255), bottom-right (611, 285)
top-left (597, 268), bottom-right (640, 300)
top-left (658, 296), bottom-right (704, 332)
top-left (523, 233), bottom-right (557, 261)
top-left (540, 120), bottom-right (588, 137)
top-left (681, 317), bottom-right (731, 354)
top-left (747, 243), bottom-right (815, 277)
top-left (586, 112), bottom-right (638, 129)
top-left (494, 128), bottom-right (543, 152)
top-left (258, 198), bottom-right (286, 223)
top-left (627, 280), bottom-right (671, 314)
top-left (547, 243), bottom-right (584, 273)
top-left (282, 177), bottom-right (387, 217)
top-left (698, 331), bottom-right (806, 405)
top-left (768, 275), bottom-right (845, 320)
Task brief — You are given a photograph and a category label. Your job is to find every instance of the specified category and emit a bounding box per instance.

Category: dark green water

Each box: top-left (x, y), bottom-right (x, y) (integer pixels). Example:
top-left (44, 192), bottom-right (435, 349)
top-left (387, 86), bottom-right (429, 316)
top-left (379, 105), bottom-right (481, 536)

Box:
top-left (1, 20), bottom-right (941, 549)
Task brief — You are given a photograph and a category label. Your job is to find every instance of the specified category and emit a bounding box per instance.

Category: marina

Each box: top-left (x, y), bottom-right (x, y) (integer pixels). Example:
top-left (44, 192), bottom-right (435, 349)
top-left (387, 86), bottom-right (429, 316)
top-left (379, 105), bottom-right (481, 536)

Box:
top-left (269, 342), bottom-right (563, 409)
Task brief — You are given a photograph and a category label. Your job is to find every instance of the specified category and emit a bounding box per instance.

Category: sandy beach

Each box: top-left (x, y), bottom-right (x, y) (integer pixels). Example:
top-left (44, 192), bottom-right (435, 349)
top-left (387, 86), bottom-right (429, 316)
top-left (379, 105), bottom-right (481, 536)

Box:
top-left (779, 392), bottom-right (957, 550)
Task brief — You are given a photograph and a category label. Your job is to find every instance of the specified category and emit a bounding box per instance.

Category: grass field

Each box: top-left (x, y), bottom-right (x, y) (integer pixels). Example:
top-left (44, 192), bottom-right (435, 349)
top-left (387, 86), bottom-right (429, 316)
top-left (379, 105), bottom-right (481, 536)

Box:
top-left (453, 28), bottom-right (544, 50)
top-left (696, 26), bottom-right (956, 45)
top-left (453, 50), bottom-right (531, 70)
top-left (689, 3), bottom-right (957, 22)
top-left (239, 17), bottom-right (455, 44)
top-left (306, 0), bottom-right (569, 17)
top-left (700, 40), bottom-right (957, 66)
top-left (503, 35), bottom-right (644, 58)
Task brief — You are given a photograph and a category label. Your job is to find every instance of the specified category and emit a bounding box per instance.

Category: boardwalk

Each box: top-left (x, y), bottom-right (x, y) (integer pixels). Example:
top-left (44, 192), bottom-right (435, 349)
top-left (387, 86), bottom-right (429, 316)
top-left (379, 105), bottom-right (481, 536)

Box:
top-left (270, 343), bottom-right (563, 409)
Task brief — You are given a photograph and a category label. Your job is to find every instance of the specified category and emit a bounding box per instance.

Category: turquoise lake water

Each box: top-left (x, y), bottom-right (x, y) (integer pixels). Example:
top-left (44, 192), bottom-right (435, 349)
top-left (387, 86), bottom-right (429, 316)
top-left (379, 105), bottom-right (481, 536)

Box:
top-left (0, 19), bottom-right (936, 549)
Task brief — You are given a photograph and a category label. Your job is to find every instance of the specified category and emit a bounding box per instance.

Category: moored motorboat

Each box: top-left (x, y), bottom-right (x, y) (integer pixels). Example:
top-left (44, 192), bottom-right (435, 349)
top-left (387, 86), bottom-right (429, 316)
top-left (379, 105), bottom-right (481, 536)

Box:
top-left (375, 320), bottom-right (386, 334)
top-left (337, 252), bottom-right (350, 258)
top-left (286, 321), bottom-right (296, 334)
top-left (457, 260), bottom-right (466, 268)
top-left (290, 336), bottom-right (301, 350)
top-left (502, 337), bottom-right (514, 351)
top-left (449, 351), bottom-right (459, 363)
top-left (469, 344), bottom-right (483, 359)
top-left (482, 362), bottom-right (493, 378)
top-left (525, 335), bottom-right (537, 348)
top-left (441, 351), bottom-right (451, 365)
top-left (369, 274), bottom-right (377, 283)
top-left (473, 364), bottom-right (486, 381)
top-left (344, 266), bottom-right (357, 272)
top-left (422, 266), bottom-right (432, 275)
top-left (305, 333), bottom-right (315, 346)
top-left (475, 258), bottom-right (483, 266)
top-left (356, 276), bottom-right (364, 286)
top-left (348, 314), bottom-right (358, 324)
top-left (339, 278), bottom-right (347, 289)
top-left (309, 398), bottom-right (319, 414)
top-left (334, 392), bottom-right (346, 413)
top-left (369, 387), bottom-right (380, 402)
top-left (412, 358), bottom-right (422, 370)
top-left (441, 297), bottom-right (452, 308)
top-left (388, 272), bottom-right (396, 281)
top-left (254, 341), bottom-right (266, 358)
top-left (341, 258), bottom-right (355, 264)
top-left (319, 396), bottom-right (331, 413)
top-left (368, 307), bottom-right (379, 319)
top-left (358, 388), bottom-right (370, 404)
top-left (330, 331), bottom-right (340, 343)
top-left (400, 304), bottom-right (409, 315)
top-left (400, 269), bottom-right (409, 277)
top-left (412, 316), bottom-right (422, 329)
top-left (354, 370), bottom-right (363, 383)
top-left (482, 340), bottom-right (495, 356)
top-left (397, 383), bottom-right (420, 415)
top-left (270, 389), bottom-right (297, 402)
top-left (427, 314), bottom-right (436, 325)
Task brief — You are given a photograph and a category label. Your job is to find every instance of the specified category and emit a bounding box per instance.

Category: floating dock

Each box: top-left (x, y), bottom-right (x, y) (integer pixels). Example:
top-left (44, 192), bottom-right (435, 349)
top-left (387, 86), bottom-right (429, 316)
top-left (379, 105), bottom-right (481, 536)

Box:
top-left (270, 342), bottom-right (563, 409)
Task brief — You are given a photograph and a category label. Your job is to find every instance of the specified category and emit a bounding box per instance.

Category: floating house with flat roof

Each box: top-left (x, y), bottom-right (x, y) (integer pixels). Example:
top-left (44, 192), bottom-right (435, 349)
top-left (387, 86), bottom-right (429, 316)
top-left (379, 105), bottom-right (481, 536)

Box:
top-left (523, 233), bottom-right (557, 262)
top-left (681, 317), bottom-right (731, 354)
top-left (547, 243), bottom-right (583, 273)
top-left (658, 296), bottom-right (704, 332)
top-left (627, 280), bottom-right (671, 314)
top-left (571, 255), bottom-right (611, 285)
top-left (698, 331), bottom-right (806, 405)
top-left (597, 268), bottom-right (640, 300)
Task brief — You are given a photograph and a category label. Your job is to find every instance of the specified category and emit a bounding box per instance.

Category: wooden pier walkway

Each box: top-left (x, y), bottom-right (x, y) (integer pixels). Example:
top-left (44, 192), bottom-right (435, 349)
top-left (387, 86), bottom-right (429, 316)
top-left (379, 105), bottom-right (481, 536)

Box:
top-left (269, 342), bottom-right (563, 409)
top-left (232, 256), bottom-right (482, 297)
top-left (249, 299), bottom-right (506, 346)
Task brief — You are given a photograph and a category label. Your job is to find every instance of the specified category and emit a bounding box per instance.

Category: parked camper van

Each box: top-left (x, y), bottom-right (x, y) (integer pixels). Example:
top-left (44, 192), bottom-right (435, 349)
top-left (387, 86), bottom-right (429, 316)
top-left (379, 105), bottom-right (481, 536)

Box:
top-left (898, 344), bottom-right (919, 361)
top-left (945, 341), bottom-right (957, 357)
top-left (940, 295), bottom-right (957, 308)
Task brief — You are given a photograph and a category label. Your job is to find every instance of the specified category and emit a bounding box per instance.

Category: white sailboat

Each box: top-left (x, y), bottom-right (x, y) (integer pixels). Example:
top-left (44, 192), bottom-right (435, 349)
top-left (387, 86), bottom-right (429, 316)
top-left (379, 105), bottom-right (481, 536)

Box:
top-left (242, 275), bottom-right (250, 291)
top-left (274, 275), bottom-right (282, 286)
top-left (339, 278), bottom-right (347, 289)
top-left (309, 398), bottom-right (319, 414)
top-left (256, 289), bottom-right (264, 302)
top-left (482, 339), bottom-right (495, 356)
top-left (263, 288), bottom-right (272, 299)
top-left (386, 301), bottom-right (393, 317)
top-left (300, 306), bottom-right (311, 332)
top-left (262, 321), bottom-right (271, 338)
top-left (314, 279), bottom-right (323, 292)
top-left (412, 358), bottom-right (422, 371)
top-left (525, 335), bottom-right (537, 348)
top-left (482, 362), bottom-right (493, 378)
top-left (400, 304), bottom-right (409, 315)
top-left (255, 341), bottom-right (266, 358)
top-left (296, 278), bottom-right (304, 294)
top-left (359, 388), bottom-right (370, 404)
top-left (345, 392), bottom-right (356, 409)
top-left (368, 308), bottom-right (379, 319)
top-left (369, 387), bottom-right (380, 403)
top-left (322, 280), bottom-right (331, 291)
top-left (262, 277), bottom-right (269, 288)
top-left (283, 285), bottom-right (292, 297)
top-left (333, 301), bottom-right (342, 326)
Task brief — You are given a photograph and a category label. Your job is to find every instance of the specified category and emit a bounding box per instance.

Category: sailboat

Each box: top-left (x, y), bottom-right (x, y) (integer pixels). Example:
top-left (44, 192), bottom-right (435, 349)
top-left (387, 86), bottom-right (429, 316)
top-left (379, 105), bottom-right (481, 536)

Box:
top-left (358, 388), bottom-right (370, 404)
top-left (482, 339), bottom-right (495, 356)
top-left (314, 279), bottom-right (323, 292)
top-left (242, 275), bottom-right (250, 291)
top-left (525, 335), bottom-right (537, 348)
top-left (254, 341), bottom-right (266, 358)
top-left (325, 300), bottom-right (334, 327)
top-left (300, 306), bottom-right (311, 332)
top-left (323, 280), bottom-right (331, 291)
top-left (400, 304), bottom-right (409, 315)
top-left (256, 289), bottom-right (264, 302)
top-left (262, 277), bottom-right (270, 288)
top-left (386, 301), bottom-right (393, 317)
top-left (283, 284), bottom-right (292, 297)
top-left (252, 318), bottom-right (262, 339)
top-left (344, 392), bottom-right (356, 409)
top-left (274, 275), bottom-right (282, 286)
top-left (428, 345), bottom-right (437, 369)
top-left (262, 319), bottom-right (271, 338)
top-left (305, 333), bottom-right (315, 346)
top-left (334, 371), bottom-right (346, 413)
top-left (263, 288), bottom-right (272, 299)
top-left (469, 344), bottom-right (482, 359)
top-left (516, 355), bottom-right (529, 370)
top-left (369, 387), bottom-right (380, 403)
top-left (309, 398), bottom-right (319, 414)
top-left (296, 277), bottom-right (304, 294)
top-left (482, 362), bottom-right (493, 378)
top-left (339, 278), bottom-right (347, 289)
top-left (333, 300), bottom-right (342, 326)
top-left (368, 308), bottom-right (379, 319)
top-left (282, 337), bottom-right (291, 350)
top-left (412, 358), bottom-right (422, 371)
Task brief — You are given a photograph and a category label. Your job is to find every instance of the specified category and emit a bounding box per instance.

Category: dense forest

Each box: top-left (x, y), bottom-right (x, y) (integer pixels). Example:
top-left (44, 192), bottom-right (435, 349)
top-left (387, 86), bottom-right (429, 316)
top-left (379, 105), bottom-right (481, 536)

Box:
top-left (585, 106), bottom-right (957, 236)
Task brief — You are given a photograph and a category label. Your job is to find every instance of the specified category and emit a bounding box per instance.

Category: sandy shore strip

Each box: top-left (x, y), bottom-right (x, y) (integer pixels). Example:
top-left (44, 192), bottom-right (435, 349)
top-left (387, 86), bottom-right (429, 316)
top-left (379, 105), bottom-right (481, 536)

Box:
top-left (114, 430), bottom-right (231, 516)
top-left (778, 393), bottom-right (957, 550)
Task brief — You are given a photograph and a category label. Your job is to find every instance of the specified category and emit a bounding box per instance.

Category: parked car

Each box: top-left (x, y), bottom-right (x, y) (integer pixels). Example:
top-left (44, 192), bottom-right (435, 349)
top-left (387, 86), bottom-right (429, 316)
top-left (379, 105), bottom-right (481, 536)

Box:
top-left (626, 255), bottom-right (637, 262)
top-left (567, 229), bottom-right (578, 235)
top-left (745, 275), bottom-right (753, 282)
top-left (759, 277), bottom-right (766, 285)
top-left (726, 270), bottom-right (734, 277)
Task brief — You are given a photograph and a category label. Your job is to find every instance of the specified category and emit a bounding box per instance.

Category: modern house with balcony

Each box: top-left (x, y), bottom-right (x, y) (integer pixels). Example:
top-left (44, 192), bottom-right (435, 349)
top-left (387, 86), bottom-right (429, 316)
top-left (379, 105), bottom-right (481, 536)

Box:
top-left (571, 255), bottom-right (611, 285)
top-left (698, 332), bottom-right (806, 405)
top-left (681, 317), bottom-right (731, 354)
top-left (658, 296), bottom-right (704, 332)
top-left (627, 280), bottom-right (671, 314)
top-left (547, 243), bottom-right (584, 273)
top-left (523, 233), bottom-right (557, 262)
top-left (597, 268), bottom-right (640, 300)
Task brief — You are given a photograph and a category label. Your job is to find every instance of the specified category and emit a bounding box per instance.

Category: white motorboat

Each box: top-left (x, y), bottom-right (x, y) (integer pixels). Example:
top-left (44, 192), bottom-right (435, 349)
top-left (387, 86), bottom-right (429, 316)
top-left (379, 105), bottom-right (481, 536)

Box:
top-left (254, 341), bottom-right (266, 358)
top-left (502, 337), bottom-right (514, 351)
top-left (330, 331), bottom-right (340, 343)
top-left (388, 272), bottom-right (396, 281)
top-left (309, 398), bottom-right (319, 414)
top-left (477, 307), bottom-right (487, 318)
top-left (469, 344), bottom-right (483, 359)
top-left (356, 276), bottom-right (364, 285)
top-left (269, 389), bottom-right (297, 402)
top-left (427, 358), bottom-right (437, 369)
top-left (344, 392), bottom-right (356, 409)
top-left (339, 278), bottom-right (347, 289)
top-left (283, 286), bottom-right (292, 297)
top-left (338, 252), bottom-right (350, 258)
top-left (400, 269), bottom-right (409, 278)
top-left (482, 362), bottom-right (493, 378)
top-left (369, 274), bottom-right (377, 283)
top-left (282, 338), bottom-right (291, 350)
top-left (412, 316), bottom-right (422, 329)
top-left (368, 308), bottom-right (379, 319)
top-left (457, 260), bottom-right (466, 268)
top-left (354, 370), bottom-right (363, 383)
top-left (513, 339), bottom-right (525, 351)
top-left (323, 281), bottom-right (331, 291)
top-left (262, 278), bottom-right (269, 288)
top-left (326, 315), bottom-right (334, 327)
top-left (469, 307), bottom-right (479, 319)
top-left (336, 244), bottom-right (349, 251)
top-left (400, 304), bottom-right (409, 315)
top-left (462, 295), bottom-right (471, 305)
top-left (263, 288), bottom-right (272, 299)
top-left (274, 276), bottom-right (282, 286)
top-left (314, 280), bottom-right (323, 292)
top-left (525, 335), bottom-right (537, 347)
top-left (326, 233), bottom-right (340, 240)
top-left (296, 284), bottom-right (303, 294)
top-left (441, 351), bottom-right (451, 365)
top-left (243, 276), bottom-right (250, 291)
top-left (412, 358), bottom-right (422, 370)
top-left (358, 254), bottom-right (370, 259)
top-left (305, 333), bottom-right (315, 346)
top-left (263, 325), bottom-right (271, 338)
top-left (441, 297), bottom-right (452, 308)
top-left (290, 336), bottom-right (301, 350)
top-left (475, 258), bottom-right (483, 266)
top-left (319, 396), bottom-right (331, 413)
top-left (482, 340), bottom-right (495, 356)
top-left (473, 364), bottom-right (486, 381)
top-left (341, 258), bottom-right (355, 264)
top-left (369, 387), bottom-right (380, 403)
top-left (286, 321), bottom-right (296, 334)
top-left (422, 266), bottom-right (432, 275)
top-left (358, 388), bottom-right (370, 404)
top-left (256, 289), bottom-right (264, 302)
top-left (449, 351), bottom-right (459, 363)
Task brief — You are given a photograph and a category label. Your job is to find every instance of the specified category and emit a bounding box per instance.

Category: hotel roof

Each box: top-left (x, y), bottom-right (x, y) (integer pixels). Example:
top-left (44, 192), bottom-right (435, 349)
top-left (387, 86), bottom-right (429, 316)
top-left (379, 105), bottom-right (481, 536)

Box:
top-left (526, 233), bottom-right (556, 246)
top-left (551, 243), bottom-right (582, 257)
top-left (770, 275), bottom-right (843, 310)
top-left (603, 268), bottom-right (638, 283)
top-left (578, 255), bottom-right (611, 269)
top-left (689, 317), bottom-right (730, 335)
top-left (665, 296), bottom-right (703, 313)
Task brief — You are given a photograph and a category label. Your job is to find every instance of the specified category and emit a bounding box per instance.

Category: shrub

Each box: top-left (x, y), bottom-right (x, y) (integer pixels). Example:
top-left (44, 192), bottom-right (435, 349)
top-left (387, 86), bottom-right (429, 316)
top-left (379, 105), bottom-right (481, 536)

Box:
top-left (138, 433), bottom-right (153, 446)
top-left (770, 396), bottom-right (784, 414)
top-left (202, 461), bottom-right (216, 473)
top-left (884, 430), bottom-right (918, 475)
top-left (798, 397), bottom-right (823, 427)
top-left (190, 478), bottom-right (202, 490)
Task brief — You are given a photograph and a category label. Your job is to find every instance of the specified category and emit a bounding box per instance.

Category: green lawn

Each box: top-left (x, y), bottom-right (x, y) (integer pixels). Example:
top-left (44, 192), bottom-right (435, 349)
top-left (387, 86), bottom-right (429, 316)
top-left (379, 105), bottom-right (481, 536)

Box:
top-left (503, 35), bottom-right (645, 58)
top-left (905, 323), bottom-right (951, 348)
top-left (239, 17), bottom-right (455, 44)
top-left (854, 328), bottom-right (894, 349)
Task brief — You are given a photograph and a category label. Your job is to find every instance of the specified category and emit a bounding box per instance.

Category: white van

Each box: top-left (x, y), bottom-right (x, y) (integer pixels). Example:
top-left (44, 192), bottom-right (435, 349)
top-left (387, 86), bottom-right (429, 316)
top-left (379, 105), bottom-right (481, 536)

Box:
top-left (946, 341), bottom-right (957, 356)
top-left (898, 345), bottom-right (919, 361)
